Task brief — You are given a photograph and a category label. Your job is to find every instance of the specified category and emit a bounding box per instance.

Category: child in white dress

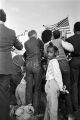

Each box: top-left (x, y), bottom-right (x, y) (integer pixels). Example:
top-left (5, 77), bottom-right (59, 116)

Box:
top-left (44, 42), bottom-right (64, 120)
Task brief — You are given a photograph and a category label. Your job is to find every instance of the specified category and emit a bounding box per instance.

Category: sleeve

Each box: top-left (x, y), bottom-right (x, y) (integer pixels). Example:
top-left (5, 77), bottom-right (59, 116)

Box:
top-left (51, 59), bottom-right (63, 91)
top-left (46, 61), bottom-right (54, 81)
top-left (15, 86), bottom-right (21, 105)
top-left (13, 31), bottom-right (23, 50)
top-left (45, 80), bottom-right (50, 93)
top-left (61, 40), bottom-right (74, 52)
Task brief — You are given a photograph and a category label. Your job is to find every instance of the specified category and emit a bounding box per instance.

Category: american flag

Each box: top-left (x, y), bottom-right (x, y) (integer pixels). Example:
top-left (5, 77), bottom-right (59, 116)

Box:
top-left (43, 17), bottom-right (71, 34)
top-left (56, 17), bottom-right (69, 28)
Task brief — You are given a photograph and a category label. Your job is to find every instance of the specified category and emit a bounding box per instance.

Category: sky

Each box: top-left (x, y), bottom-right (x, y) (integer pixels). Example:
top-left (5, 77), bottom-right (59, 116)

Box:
top-left (0, 0), bottom-right (80, 42)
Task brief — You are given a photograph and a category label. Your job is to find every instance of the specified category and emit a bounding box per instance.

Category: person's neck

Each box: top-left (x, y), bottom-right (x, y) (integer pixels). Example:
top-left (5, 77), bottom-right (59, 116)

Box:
top-left (29, 34), bottom-right (37, 39)
top-left (0, 21), bottom-right (4, 25)
top-left (48, 56), bottom-right (56, 61)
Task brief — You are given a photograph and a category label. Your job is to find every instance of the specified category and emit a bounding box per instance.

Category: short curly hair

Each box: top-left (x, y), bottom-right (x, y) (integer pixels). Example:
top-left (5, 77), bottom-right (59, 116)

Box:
top-left (74, 22), bottom-right (80, 33)
top-left (48, 42), bottom-right (58, 53)
top-left (41, 30), bottom-right (52, 43)
top-left (53, 30), bottom-right (60, 39)
top-left (28, 30), bottom-right (37, 37)
top-left (0, 9), bottom-right (6, 22)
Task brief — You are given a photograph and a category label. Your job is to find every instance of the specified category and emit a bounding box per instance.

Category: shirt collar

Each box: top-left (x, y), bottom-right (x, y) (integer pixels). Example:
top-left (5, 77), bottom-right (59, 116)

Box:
top-left (21, 78), bottom-right (26, 85)
top-left (0, 21), bottom-right (4, 25)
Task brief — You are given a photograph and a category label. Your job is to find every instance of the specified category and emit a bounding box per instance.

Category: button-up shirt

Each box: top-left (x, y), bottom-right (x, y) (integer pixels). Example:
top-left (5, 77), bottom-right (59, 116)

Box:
top-left (46, 58), bottom-right (63, 91)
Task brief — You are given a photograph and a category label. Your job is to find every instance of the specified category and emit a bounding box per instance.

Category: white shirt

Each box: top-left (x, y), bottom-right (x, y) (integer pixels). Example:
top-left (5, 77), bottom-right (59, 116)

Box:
top-left (46, 59), bottom-right (63, 91)
top-left (20, 77), bottom-right (26, 85)
top-left (11, 51), bottom-right (17, 58)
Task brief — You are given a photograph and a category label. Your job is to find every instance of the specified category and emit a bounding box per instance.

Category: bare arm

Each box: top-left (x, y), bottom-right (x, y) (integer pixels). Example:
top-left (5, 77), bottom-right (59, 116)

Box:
top-left (62, 40), bottom-right (74, 52)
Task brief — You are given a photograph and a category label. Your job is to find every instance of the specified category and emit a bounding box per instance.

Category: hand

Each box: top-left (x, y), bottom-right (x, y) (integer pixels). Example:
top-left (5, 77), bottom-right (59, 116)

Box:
top-left (62, 85), bottom-right (69, 94)
top-left (10, 105), bottom-right (15, 117)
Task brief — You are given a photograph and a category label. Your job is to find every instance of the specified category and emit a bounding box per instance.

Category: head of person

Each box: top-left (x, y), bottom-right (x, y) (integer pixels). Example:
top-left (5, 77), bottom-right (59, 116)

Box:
top-left (28, 30), bottom-right (37, 39)
top-left (41, 30), bottom-right (52, 44)
top-left (47, 42), bottom-right (58, 60)
top-left (74, 22), bottom-right (80, 34)
top-left (53, 30), bottom-right (60, 39)
top-left (0, 9), bottom-right (6, 22)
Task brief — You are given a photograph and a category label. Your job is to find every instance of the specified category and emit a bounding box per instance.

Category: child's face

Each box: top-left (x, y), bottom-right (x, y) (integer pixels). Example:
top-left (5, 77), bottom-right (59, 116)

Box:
top-left (47, 47), bottom-right (55, 60)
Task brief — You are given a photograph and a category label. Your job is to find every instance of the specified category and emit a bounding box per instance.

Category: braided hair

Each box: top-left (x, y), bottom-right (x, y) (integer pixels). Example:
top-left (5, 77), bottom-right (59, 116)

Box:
top-left (48, 42), bottom-right (58, 53)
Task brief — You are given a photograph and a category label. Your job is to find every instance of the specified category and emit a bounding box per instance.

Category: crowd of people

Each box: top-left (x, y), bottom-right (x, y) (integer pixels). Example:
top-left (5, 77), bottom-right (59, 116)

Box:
top-left (0, 9), bottom-right (80, 120)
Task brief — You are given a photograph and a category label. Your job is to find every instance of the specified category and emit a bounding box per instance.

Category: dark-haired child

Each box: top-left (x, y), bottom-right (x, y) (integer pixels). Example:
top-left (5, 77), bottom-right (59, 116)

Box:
top-left (44, 42), bottom-right (63, 120)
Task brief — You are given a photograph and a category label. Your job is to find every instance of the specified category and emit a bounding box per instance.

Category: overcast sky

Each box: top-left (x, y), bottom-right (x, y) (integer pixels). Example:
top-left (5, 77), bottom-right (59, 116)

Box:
top-left (0, 0), bottom-right (80, 38)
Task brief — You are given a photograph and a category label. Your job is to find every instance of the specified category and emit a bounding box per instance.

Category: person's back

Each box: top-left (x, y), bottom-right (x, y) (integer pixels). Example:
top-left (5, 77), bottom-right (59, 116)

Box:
top-left (24, 37), bottom-right (44, 60)
top-left (0, 24), bottom-right (15, 51)
top-left (51, 38), bottom-right (67, 60)
top-left (66, 33), bottom-right (80, 58)
top-left (0, 9), bottom-right (23, 120)
top-left (24, 30), bottom-right (44, 115)
top-left (0, 23), bottom-right (23, 74)
top-left (51, 30), bottom-right (67, 61)
top-left (66, 22), bottom-right (80, 113)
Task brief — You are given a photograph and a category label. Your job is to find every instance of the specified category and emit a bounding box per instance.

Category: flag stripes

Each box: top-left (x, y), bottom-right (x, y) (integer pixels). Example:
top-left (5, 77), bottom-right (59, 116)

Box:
top-left (57, 27), bottom-right (71, 32)
top-left (43, 17), bottom-right (71, 34)
top-left (56, 17), bottom-right (69, 28)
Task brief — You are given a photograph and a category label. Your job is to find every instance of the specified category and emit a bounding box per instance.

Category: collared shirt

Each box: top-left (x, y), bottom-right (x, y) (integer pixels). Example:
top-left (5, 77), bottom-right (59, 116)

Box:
top-left (20, 74), bottom-right (26, 85)
top-left (46, 58), bottom-right (63, 91)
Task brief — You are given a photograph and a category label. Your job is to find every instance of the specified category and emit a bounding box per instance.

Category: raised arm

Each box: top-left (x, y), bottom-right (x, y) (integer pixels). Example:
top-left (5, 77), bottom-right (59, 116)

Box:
top-left (61, 40), bottom-right (74, 52)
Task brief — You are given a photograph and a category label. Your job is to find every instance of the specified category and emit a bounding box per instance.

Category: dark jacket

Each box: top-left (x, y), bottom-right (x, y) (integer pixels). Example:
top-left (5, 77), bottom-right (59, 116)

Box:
top-left (66, 33), bottom-right (80, 68)
top-left (0, 24), bottom-right (23, 74)
top-left (24, 37), bottom-right (44, 72)
top-left (24, 37), bottom-right (44, 60)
